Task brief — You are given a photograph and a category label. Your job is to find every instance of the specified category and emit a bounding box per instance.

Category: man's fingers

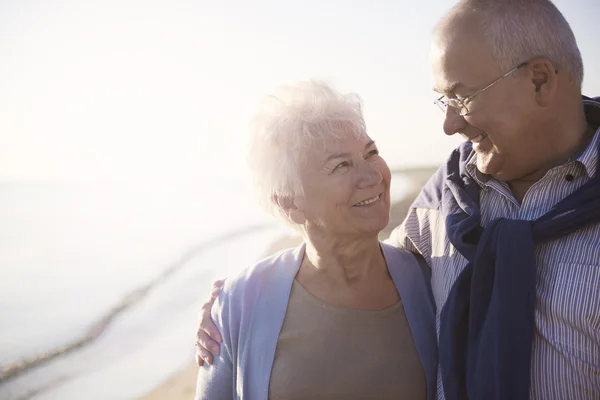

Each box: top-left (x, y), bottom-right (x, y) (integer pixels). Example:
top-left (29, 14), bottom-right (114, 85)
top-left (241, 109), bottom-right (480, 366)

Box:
top-left (200, 299), bottom-right (214, 314)
top-left (209, 287), bottom-right (220, 299)
top-left (197, 329), bottom-right (221, 355)
top-left (203, 351), bottom-right (214, 365)
top-left (201, 279), bottom-right (224, 312)
top-left (210, 279), bottom-right (225, 299)
top-left (197, 303), bottom-right (223, 344)
top-left (197, 313), bottom-right (222, 344)
top-left (193, 277), bottom-right (224, 367)
top-left (195, 345), bottom-right (214, 365)
top-left (195, 350), bottom-right (204, 367)
top-left (212, 279), bottom-right (225, 290)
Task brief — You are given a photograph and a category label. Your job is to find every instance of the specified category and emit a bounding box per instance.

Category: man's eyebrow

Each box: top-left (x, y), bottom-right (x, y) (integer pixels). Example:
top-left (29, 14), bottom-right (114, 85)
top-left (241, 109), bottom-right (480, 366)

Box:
top-left (433, 81), bottom-right (460, 95)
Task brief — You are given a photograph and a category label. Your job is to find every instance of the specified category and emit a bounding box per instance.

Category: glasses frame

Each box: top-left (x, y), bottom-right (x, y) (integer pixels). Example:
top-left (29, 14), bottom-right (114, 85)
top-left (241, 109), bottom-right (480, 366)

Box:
top-left (435, 61), bottom-right (529, 116)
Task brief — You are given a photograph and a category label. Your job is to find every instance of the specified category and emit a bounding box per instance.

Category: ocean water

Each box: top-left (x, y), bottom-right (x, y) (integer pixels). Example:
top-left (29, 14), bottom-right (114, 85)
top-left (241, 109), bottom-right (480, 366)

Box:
top-left (0, 174), bottom-right (411, 400)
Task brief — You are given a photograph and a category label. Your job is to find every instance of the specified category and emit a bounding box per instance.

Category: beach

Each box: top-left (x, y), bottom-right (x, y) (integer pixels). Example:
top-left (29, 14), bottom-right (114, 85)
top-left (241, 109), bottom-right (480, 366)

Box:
top-left (0, 167), bottom-right (434, 400)
top-left (137, 167), bottom-right (434, 400)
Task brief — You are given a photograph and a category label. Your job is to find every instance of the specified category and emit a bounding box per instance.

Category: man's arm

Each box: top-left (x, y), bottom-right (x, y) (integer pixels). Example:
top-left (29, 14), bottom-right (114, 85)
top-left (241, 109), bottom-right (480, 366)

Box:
top-left (195, 288), bottom-right (234, 399)
top-left (195, 280), bottom-right (225, 366)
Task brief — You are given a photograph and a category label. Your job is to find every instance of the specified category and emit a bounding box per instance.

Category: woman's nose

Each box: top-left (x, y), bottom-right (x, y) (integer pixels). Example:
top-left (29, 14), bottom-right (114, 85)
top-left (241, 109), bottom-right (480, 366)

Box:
top-left (357, 160), bottom-right (383, 188)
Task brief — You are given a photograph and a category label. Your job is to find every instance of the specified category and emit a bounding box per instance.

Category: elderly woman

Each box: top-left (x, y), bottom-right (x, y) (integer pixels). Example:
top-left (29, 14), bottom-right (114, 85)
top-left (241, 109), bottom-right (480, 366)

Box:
top-left (195, 81), bottom-right (437, 400)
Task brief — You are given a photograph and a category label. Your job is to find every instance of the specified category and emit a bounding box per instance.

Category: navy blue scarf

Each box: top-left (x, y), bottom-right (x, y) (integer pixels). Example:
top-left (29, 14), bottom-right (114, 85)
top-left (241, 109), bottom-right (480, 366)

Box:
top-left (414, 96), bottom-right (600, 400)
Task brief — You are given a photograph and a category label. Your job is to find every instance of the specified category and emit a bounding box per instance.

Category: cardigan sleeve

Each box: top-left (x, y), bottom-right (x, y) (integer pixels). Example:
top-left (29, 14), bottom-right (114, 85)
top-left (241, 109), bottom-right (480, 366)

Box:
top-left (195, 289), bottom-right (236, 399)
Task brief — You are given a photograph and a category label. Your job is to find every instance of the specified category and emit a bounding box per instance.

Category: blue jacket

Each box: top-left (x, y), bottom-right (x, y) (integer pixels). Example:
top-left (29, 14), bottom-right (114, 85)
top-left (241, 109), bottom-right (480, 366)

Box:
top-left (195, 242), bottom-right (438, 399)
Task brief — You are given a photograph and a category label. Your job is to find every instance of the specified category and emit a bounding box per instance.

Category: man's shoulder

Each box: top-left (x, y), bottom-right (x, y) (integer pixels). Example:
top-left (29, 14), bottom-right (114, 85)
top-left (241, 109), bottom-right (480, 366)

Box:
top-left (411, 141), bottom-right (474, 211)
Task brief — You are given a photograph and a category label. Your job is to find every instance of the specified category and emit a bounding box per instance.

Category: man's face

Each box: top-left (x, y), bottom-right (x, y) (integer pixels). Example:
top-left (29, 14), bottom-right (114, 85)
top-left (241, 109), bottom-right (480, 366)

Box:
top-left (431, 22), bottom-right (547, 182)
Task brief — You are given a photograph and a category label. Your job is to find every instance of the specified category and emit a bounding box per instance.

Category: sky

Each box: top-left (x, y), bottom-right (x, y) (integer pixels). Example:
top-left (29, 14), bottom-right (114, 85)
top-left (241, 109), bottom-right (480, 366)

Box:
top-left (1, 0), bottom-right (599, 182)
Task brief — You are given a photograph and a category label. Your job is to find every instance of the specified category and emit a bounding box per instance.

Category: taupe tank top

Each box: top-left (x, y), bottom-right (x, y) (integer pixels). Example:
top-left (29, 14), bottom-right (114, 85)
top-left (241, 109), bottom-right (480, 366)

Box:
top-left (268, 280), bottom-right (427, 399)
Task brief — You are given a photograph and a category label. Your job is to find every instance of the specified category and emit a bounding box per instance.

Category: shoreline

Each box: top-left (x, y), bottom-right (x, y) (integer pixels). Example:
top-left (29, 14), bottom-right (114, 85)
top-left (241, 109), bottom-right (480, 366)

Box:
top-left (137, 166), bottom-right (435, 400)
top-left (0, 224), bottom-right (273, 386)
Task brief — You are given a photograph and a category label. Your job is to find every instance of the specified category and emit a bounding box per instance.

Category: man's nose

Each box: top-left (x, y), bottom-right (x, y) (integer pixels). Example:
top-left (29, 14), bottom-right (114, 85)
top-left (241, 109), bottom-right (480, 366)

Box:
top-left (443, 107), bottom-right (467, 136)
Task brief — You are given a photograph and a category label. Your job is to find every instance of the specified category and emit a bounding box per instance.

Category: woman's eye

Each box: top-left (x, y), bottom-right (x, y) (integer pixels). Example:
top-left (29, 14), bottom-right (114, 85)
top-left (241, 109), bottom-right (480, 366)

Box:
top-left (367, 149), bottom-right (379, 157)
top-left (332, 161), bottom-right (350, 172)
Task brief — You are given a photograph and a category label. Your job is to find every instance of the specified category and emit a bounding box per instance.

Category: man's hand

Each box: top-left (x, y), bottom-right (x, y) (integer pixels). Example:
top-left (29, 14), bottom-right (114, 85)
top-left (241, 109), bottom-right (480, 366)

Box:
top-left (194, 279), bottom-right (225, 366)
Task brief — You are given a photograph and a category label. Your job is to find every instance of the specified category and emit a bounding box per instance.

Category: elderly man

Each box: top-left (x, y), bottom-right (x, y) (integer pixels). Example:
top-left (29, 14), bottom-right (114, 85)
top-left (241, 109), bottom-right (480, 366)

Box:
top-left (194, 1), bottom-right (600, 399)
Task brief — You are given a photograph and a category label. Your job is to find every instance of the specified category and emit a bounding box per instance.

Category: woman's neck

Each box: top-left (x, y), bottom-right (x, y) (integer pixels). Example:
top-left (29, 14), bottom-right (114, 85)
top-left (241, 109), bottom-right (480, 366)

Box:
top-left (302, 233), bottom-right (386, 284)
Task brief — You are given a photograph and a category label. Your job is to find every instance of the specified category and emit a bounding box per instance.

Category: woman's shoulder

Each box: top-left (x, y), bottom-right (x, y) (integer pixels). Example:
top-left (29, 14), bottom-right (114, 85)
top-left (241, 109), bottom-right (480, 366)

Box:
top-left (379, 242), bottom-right (422, 264)
top-left (380, 241), bottom-right (432, 289)
top-left (213, 244), bottom-right (304, 337)
top-left (380, 242), bottom-right (434, 312)
top-left (221, 243), bottom-right (304, 300)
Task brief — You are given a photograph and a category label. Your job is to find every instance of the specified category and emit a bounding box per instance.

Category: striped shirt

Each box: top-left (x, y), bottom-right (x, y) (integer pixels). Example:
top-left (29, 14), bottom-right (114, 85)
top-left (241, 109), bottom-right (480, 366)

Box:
top-left (387, 99), bottom-right (600, 400)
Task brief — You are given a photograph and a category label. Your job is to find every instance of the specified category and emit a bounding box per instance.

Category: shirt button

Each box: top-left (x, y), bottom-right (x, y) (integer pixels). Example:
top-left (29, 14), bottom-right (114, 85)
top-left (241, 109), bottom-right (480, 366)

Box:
top-left (565, 174), bottom-right (575, 182)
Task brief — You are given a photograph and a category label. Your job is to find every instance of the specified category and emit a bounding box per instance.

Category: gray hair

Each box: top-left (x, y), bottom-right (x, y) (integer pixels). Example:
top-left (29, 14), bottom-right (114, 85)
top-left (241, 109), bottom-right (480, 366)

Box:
top-left (441, 0), bottom-right (584, 87)
top-left (247, 80), bottom-right (366, 227)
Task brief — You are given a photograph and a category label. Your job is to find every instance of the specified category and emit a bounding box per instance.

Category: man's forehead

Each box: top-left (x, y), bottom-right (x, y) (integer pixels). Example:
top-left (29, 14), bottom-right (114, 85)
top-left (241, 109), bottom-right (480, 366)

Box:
top-left (431, 10), bottom-right (502, 94)
top-left (430, 33), bottom-right (499, 94)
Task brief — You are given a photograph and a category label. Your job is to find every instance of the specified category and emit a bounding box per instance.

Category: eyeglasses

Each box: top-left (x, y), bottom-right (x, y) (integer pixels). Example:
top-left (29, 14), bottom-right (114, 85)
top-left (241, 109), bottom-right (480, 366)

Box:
top-left (434, 62), bottom-right (528, 116)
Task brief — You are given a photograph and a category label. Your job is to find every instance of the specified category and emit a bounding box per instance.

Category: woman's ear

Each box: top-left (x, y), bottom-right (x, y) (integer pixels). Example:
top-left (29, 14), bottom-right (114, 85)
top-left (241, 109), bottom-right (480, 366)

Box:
top-left (272, 194), bottom-right (306, 225)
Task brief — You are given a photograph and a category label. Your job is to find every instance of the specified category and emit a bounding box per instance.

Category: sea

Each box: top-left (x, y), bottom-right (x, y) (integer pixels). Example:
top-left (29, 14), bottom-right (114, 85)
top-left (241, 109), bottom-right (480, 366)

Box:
top-left (0, 173), bottom-right (411, 400)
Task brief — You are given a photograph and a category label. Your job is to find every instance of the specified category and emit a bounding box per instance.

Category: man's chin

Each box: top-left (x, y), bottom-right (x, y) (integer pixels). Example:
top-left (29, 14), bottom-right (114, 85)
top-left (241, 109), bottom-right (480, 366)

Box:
top-left (476, 156), bottom-right (502, 179)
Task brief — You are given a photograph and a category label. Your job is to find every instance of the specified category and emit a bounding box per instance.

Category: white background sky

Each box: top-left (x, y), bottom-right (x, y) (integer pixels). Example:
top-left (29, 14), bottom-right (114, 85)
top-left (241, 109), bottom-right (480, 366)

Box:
top-left (1, 0), bottom-right (599, 182)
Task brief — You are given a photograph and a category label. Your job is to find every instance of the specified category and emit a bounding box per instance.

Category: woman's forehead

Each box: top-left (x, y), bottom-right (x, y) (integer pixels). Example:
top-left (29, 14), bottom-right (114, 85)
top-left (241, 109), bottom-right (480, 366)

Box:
top-left (301, 133), bottom-right (374, 164)
top-left (313, 132), bottom-right (371, 150)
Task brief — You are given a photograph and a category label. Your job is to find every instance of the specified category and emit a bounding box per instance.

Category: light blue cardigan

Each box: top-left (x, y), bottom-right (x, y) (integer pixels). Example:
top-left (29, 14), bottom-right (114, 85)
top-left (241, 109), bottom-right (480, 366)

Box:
top-left (196, 242), bottom-right (438, 400)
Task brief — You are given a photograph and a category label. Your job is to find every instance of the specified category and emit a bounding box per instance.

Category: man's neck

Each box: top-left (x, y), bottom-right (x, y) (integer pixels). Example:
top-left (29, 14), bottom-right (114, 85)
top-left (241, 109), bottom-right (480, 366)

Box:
top-left (508, 119), bottom-right (594, 203)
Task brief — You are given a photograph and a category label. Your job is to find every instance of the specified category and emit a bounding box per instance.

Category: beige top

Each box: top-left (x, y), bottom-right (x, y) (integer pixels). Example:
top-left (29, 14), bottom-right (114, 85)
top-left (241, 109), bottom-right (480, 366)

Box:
top-left (268, 280), bottom-right (427, 400)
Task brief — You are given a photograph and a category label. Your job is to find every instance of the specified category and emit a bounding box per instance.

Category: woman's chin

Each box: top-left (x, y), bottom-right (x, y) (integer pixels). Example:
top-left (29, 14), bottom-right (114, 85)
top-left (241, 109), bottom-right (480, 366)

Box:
top-left (358, 217), bottom-right (390, 237)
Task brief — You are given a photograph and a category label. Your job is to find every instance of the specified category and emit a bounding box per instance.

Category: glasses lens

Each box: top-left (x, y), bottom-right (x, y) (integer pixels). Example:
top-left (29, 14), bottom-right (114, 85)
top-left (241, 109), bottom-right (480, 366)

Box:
top-left (435, 99), bottom-right (447, 112)
top-left (447, 99), bottom-right (467, 116)
top-left (436, 98), bottom-right (468, 116)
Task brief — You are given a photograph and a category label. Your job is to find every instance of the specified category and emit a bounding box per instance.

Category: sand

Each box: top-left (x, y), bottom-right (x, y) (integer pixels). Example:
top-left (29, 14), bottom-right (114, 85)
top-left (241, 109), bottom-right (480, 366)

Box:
top-left (137, 167), bottom-right (435, 400)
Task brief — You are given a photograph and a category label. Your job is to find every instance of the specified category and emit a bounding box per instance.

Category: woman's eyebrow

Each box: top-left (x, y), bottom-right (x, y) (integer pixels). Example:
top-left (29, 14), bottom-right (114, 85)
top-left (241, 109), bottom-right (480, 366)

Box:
top-left (323, 140), bottom-right (376, 164)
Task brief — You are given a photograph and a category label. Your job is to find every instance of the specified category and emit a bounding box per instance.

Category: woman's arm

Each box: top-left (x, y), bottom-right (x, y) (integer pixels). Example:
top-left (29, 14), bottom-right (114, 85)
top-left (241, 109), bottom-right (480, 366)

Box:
top-left (195, 350), bottom-right (233, 399)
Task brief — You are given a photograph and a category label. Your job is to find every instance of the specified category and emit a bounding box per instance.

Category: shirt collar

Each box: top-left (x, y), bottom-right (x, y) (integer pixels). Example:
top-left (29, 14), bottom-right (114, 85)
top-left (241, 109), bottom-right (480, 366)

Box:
top-left (465, 97), bottom-right (600, 185)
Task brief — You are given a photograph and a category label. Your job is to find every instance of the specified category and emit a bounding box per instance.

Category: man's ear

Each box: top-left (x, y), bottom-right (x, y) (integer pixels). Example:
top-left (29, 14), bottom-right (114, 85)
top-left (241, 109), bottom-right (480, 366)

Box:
top-left (272, 194), bottom-right (306, 225)
top-left (528, 58), bottom-right (558, 106)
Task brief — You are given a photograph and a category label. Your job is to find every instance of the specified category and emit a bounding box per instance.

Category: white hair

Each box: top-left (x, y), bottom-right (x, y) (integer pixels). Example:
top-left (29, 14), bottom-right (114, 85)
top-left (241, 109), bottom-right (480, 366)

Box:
top-left (246, 80), bottom-right (366, 228)
top-left (441, 0), bottom-right (584, 87)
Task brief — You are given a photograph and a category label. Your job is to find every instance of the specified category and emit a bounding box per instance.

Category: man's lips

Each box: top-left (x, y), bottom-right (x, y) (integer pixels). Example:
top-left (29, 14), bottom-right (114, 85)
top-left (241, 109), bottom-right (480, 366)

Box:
top-left (468, 132), bottom-right (488, 143)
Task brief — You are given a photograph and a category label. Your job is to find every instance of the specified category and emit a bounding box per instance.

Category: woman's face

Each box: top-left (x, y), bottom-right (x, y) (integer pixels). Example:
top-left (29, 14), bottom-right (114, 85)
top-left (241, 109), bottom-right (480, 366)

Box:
top-left (293, 132), bottom-right (391, 238)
